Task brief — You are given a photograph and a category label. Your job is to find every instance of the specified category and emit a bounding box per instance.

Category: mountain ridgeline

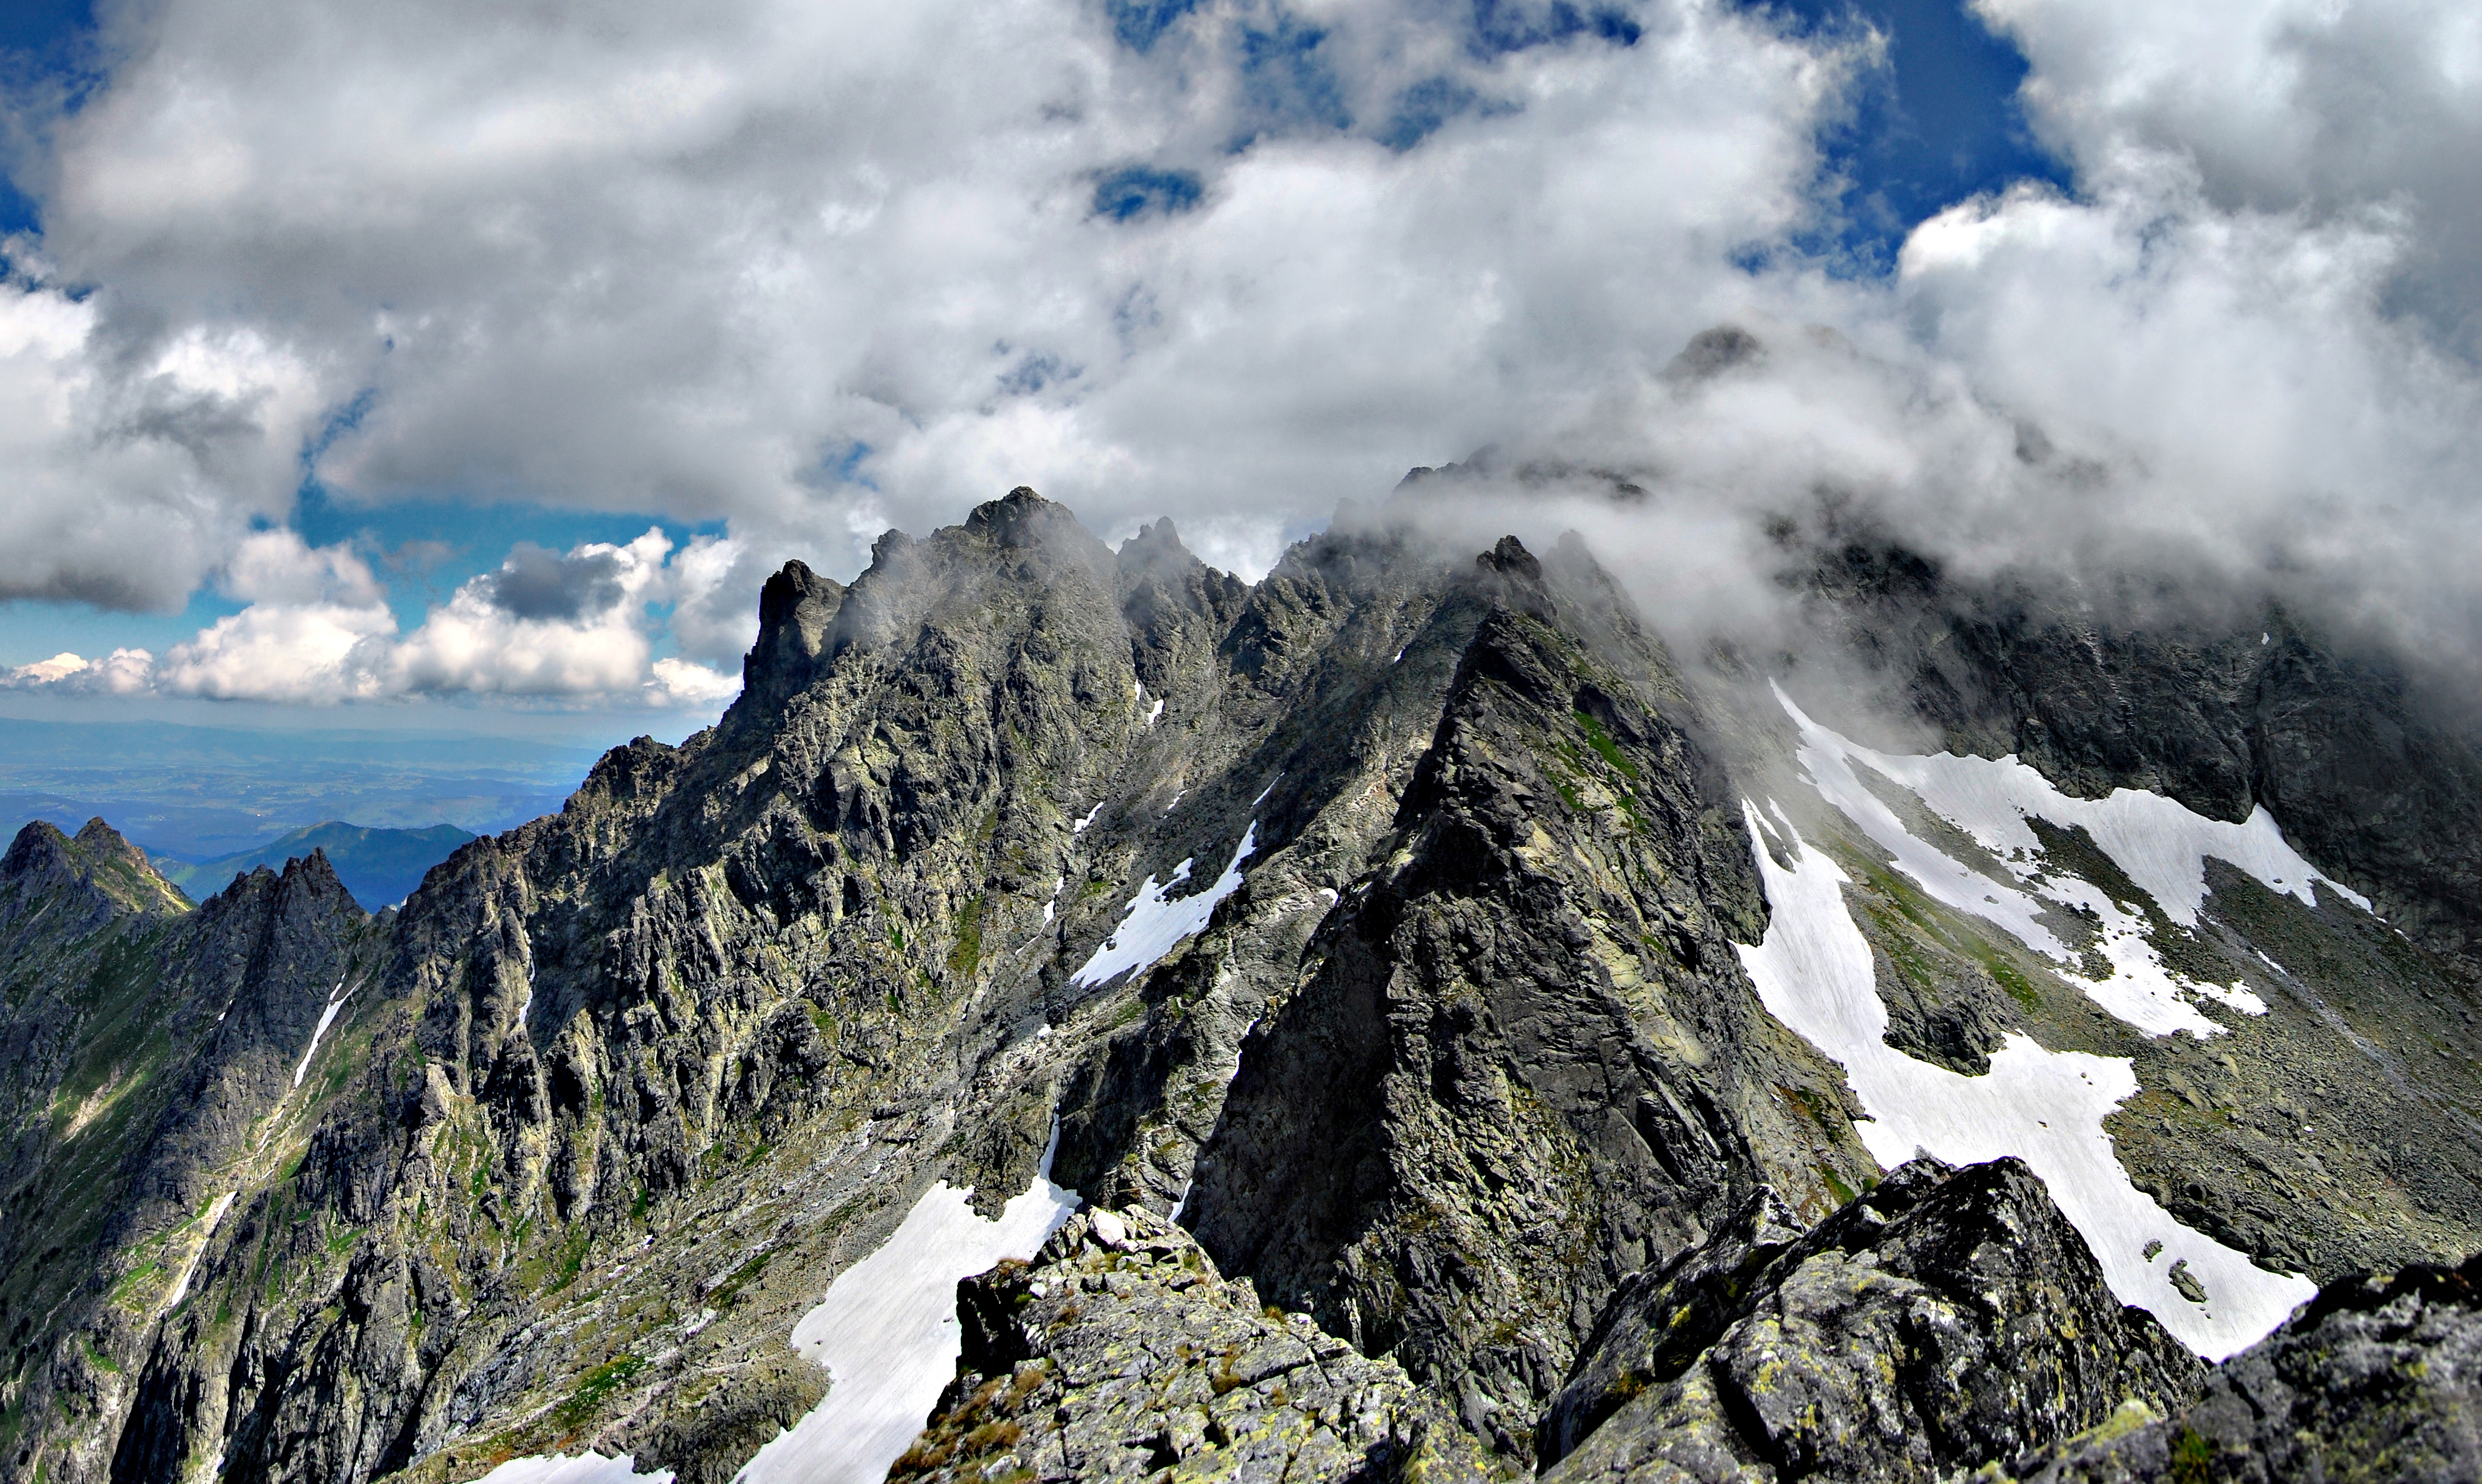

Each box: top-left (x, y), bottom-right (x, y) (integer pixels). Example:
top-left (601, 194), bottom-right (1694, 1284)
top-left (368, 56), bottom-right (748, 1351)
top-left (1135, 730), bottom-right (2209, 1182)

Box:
top-left (5, 486), bottom-right (2482, 1484)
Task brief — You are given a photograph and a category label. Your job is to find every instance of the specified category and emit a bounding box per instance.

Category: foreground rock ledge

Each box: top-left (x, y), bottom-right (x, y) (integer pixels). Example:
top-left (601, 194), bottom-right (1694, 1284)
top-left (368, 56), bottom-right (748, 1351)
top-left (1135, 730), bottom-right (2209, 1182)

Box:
top-left (2011, 1254), bottom-right (2482, 1483)
top-left (891, 1204), bottom-right (1495, 1483)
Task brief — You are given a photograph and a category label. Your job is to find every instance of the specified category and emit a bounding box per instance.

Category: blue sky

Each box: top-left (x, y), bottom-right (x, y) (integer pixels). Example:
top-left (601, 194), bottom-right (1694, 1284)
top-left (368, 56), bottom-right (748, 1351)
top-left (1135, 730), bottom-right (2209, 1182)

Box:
top-left (0, 0), bottom-right (2472, 745)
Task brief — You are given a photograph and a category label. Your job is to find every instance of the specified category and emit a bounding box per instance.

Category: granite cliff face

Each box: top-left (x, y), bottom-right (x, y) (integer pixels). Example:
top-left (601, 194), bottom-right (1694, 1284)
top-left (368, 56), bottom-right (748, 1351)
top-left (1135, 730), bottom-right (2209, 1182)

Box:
top-left (6, 486), bottom-right (2482, 1483)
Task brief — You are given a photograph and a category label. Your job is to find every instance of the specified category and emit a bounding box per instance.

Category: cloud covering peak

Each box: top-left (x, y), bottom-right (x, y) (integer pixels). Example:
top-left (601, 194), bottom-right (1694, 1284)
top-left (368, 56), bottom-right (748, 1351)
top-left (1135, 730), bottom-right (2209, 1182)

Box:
top-left (0, 0), bottom-right (2475, 702)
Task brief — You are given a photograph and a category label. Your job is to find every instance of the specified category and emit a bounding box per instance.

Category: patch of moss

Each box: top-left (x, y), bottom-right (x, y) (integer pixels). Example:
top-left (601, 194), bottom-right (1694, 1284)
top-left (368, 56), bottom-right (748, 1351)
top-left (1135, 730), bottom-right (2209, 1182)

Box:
top-left (1983, 955), bottom-right (2044, 1011)
top-left (2168, 1425), bottom-right (2214, 1484)
top-left (710, 1251), bottom-right (772, 1309)
top-left (948, 895), bottom-right (985, 978)
top-left (1574, 709), bottom-right (1641, 780)
top-left (549, 1228), bottom-right (593, 1292)
top-left (553, 1354), bottom-right (647, 1434)
top-left (105, 1262), bottom-right (162, 1307)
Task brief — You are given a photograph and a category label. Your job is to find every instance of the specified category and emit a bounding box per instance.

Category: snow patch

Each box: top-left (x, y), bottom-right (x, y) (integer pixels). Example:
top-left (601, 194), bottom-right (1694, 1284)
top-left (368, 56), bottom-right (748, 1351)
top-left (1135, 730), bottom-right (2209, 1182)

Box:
top-left (1779, 683), bottom-right (2365, 927)
top-left (1070, 824), bottom-right (1259, 989)
top-left (1776, 683), bottom-right (2358, 1037)
top-left (1146, 698), bottom-right (1165, 727)
top-left (1737, 800), bottom-right (2315, 1360)
top-left (1253, 774), bottom-right (1281, 807)
top-left (1392, 648), bottom-right (1405, 664)
top-left (736, 1128), bottom-right (1080, 1484)
top-left (293, 980), bottom-right (351, 1088)
top-left (164, 1191), bottom-right (236, 1309)
top-left (1072, 802), bottom-right (1104, 835)
top-left (1165, 790), bottom-right (1185, 813)
top-left (475, 1454), bottom-right (673, 1484)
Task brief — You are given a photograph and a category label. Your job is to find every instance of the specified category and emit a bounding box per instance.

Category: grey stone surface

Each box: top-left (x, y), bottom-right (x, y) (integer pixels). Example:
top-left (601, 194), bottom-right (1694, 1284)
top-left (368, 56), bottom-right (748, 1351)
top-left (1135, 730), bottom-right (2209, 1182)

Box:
top-left (2013, 1256), bottom-right (2482, 1483)
top-left (11, 490), bottom-right (2482, 1484)
top-left (895, 1203), bottom-right (1493, 1484)
top-left (1544, 1157), bottom-right (2203, 1484)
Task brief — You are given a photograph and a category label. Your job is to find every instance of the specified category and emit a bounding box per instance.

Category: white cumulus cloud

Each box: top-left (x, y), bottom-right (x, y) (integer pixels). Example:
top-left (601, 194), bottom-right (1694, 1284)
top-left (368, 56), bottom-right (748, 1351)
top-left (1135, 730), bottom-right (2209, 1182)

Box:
top-left (4, 530), bottom-right (742, 708)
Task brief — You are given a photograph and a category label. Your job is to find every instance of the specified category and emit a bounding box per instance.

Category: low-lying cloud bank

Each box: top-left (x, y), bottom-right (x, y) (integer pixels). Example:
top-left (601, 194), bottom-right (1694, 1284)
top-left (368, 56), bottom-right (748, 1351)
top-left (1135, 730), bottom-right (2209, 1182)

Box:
top-left (2, 529), bottom-right (742, 707)
top-left (0, 0), bottom-right (2475, 702)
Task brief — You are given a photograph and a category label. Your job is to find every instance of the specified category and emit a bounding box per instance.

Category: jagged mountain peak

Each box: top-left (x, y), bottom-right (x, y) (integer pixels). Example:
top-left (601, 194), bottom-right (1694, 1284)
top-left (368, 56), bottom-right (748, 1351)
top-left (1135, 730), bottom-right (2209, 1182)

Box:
top-left (2, 815), bottom-right (190, 919)
top-left (958, 484), bottom-right (1095, 553)
top-left (193, 845), bottom-right (361, 918)
top-left (1113, 514), bottom-right (1200, 575)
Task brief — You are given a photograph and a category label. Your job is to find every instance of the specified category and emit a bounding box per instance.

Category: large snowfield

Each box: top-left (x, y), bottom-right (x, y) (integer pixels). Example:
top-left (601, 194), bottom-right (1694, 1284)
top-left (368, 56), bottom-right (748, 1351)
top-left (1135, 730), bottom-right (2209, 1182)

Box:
top-left (1774, 685), bottom-right (2364, 1037)
top-left (1743, 686), bottom-right (2344, 1357)
top-left (733, 1130), bottom-right (1081, 1483)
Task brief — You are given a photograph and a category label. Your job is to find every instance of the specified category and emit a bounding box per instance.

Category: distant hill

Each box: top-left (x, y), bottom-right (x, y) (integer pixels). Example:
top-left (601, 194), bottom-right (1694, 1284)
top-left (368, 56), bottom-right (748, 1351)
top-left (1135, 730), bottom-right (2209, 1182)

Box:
top-left (156, 821), bottom-right (475, 911)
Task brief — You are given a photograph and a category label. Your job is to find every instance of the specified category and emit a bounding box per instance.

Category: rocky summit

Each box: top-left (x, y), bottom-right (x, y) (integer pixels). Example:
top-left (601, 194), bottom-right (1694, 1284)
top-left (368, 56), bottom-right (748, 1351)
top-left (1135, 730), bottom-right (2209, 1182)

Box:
top-left (5, 485), bottom-right (2482, 1484)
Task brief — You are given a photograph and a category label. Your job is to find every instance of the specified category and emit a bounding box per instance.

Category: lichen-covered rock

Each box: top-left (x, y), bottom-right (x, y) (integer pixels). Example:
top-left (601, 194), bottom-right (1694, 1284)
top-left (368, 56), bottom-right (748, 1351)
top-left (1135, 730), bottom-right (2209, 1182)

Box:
top-left (894, 1204), bottom-right (1493, 1484)
top-left (2012, 1256), bottom-right (2482, 1483)
top-left (1543, 1157), bottom-right (2204, 1484)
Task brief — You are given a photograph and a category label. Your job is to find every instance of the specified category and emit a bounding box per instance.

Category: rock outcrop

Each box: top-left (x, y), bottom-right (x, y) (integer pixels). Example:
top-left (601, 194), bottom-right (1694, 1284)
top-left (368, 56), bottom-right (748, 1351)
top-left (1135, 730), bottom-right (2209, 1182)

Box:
top-left (1542, 1157), bottom-right (2204, 1483)
top-left (894, 1203), bottom-right (1492, 1483)
top-left (2014, 1256), bottom-right (2482, 1483)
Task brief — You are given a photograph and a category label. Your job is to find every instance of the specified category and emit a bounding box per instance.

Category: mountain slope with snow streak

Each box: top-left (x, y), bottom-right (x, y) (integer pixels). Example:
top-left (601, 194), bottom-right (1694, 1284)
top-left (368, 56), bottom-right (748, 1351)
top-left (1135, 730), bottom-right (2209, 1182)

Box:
top-left (1737, 798), bottom-right (2317, 1357)
top-left (1772, 682), bottom-right (2370, 1037)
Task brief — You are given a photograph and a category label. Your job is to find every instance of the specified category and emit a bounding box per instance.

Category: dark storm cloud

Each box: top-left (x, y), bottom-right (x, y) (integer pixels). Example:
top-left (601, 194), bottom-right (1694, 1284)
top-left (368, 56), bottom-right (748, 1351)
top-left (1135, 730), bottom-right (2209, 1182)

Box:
top-left (482, 544), bottom-right (628, 622)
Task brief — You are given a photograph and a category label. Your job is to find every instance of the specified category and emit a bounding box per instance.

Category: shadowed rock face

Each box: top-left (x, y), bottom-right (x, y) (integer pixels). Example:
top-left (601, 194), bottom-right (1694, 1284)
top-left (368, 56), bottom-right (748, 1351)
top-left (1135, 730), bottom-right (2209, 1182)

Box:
top-left (1542, 1157), bottom-right (2204, 1484)
top-left (2015, 1256), bottom-right (2482, 1484)
top-left (897, 1203), bottom-right (1493, 1484)
top-left (1183, 538), bottom-right (1876, 1464)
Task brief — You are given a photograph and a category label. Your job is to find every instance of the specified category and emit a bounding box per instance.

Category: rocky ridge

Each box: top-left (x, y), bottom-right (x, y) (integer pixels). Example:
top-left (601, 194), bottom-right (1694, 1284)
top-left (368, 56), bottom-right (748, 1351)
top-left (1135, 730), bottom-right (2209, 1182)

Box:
top-left (0, 824), bottom-right (373, 1483)
top-left (3, 483), bottom-right (2482, 1483)
top-left (1184, 537), bottom-right (1873, 1463)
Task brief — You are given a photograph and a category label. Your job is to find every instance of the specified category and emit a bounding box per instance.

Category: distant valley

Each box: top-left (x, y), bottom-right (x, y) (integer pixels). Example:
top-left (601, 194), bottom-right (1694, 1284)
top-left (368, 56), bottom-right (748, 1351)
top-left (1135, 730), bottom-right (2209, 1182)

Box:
top-left (152, 822), bottom-right (477, 912)
top-left (0, 714), bottom-right (606, 861)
